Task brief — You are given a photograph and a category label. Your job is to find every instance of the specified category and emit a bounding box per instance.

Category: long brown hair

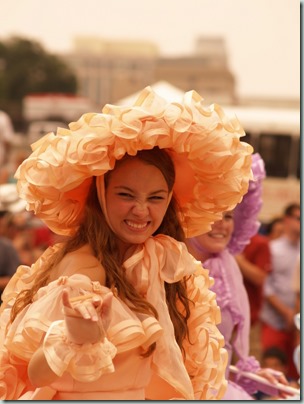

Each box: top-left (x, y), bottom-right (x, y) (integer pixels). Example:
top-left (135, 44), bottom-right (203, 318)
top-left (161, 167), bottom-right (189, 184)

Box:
top-left (11, 147), bottom-right (192, 354)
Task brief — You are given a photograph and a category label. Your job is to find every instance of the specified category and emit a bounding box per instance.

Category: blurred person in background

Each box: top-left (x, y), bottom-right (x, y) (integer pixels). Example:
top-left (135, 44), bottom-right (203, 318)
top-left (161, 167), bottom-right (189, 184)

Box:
top-left (0, 149), bottom-right (30, 185)
top-left (3, 208), bottom-right (55, 266)
top-left (0, 184), bottom-right (24, 297)
top-left (254, 346), bottom-right (300, 400)
top-left (235, 230), bottom-right (271, 363)
top-left (0, 183), bottom-right (55, 266)
top-left (0, 211), bottom-right (21, 297)
top-left (292, 254), bottom-right (300, 315)
top-left (186, 154), bottom-right (290, 400)
top-left (0, 111), bottom-right (15, 183)
top-left (234, 170), bottom-right (274, 364)
top-left (292, 255), bottom-right (300, 377)
top-left (260, 203), bottom-right (300, 380)
top-left (265, 216), bottom-right (284, 240)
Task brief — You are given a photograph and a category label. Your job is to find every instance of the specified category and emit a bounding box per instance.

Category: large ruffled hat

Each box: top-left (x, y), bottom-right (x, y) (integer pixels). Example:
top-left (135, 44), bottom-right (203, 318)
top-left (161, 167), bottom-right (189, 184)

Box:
top-left (15, 86), bottom-right (253, 238)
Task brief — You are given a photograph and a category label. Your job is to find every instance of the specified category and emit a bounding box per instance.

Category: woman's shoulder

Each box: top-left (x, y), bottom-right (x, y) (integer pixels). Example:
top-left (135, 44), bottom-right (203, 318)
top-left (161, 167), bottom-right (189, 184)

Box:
top-left (53, 244), bottom-right (106, 284)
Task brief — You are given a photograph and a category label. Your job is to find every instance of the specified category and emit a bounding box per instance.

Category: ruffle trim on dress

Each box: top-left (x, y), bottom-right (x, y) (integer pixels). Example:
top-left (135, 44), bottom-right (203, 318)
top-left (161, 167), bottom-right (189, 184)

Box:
top-left (0, 362), bottom-right (27, 400)
top-left (107, 317), bottom-right (163, 352)
top-left (4, 272), bottom-right (163, 365)
top-left (181, 269), bottom-right (228, 400)
top-left (204, 254), bottom-right (244, 328)
top-left (0, 245), bottom-right (61, 315)
top-left (43, 321), bottom-right (117, 382)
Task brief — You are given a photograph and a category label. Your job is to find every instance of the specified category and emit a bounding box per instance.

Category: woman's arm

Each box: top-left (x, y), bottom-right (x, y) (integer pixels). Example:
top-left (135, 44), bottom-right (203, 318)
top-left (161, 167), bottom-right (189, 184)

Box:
top-left (28, 347), bottom-right (59, 387)
top-left (28, 290), bottom-right (113, 387)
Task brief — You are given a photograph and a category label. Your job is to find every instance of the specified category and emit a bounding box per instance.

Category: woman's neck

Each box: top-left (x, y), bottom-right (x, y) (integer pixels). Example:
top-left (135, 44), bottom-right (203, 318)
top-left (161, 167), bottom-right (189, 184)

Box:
top-left (186, 238), bottom-right (212, 263)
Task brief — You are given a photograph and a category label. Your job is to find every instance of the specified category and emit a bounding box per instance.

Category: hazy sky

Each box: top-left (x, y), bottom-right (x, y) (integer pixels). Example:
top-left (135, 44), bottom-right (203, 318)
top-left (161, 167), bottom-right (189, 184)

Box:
top-left (0, 0), bottom-right (300, 99)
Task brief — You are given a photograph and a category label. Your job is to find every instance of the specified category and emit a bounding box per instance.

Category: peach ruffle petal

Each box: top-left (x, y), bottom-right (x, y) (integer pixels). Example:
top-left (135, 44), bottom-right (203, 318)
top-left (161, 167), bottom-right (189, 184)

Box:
top-left (0, 245), bottom-right (61, 315)
top-left (0, 363), bottom-right (26, 400)
top-left (44, 321), bottom-right (117, 382)
top-left (182, 269), bottom-right (228, 400)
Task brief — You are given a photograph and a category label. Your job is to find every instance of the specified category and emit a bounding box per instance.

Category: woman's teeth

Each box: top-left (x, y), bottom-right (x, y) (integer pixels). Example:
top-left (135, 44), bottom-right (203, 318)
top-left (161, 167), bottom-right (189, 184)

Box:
top-left (126, 221), bottom-right (148, 229)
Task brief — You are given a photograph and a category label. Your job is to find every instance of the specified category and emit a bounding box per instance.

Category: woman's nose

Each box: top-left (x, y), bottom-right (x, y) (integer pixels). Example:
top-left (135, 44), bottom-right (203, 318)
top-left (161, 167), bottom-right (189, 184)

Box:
top-left (213, 219), bottom-right (225, 228)
top-left (132, 200), bottom-right (148, 216)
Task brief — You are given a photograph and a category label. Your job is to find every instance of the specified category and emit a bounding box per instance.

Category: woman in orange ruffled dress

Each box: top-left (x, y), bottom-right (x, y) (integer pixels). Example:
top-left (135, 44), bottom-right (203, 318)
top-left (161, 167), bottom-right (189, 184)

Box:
top-left (0, 87), bottom-right (253, 400)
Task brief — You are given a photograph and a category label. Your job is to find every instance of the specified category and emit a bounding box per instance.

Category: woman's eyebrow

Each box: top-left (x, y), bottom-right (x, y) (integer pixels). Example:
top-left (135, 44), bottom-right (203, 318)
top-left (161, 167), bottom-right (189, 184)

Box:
top-left (113, 186), bottom-right (168, 194)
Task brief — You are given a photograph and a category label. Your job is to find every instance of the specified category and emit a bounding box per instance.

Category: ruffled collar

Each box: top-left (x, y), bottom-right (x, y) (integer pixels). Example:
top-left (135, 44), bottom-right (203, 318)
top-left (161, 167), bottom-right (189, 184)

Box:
top-left (123, 234), bottom-right (201, 400)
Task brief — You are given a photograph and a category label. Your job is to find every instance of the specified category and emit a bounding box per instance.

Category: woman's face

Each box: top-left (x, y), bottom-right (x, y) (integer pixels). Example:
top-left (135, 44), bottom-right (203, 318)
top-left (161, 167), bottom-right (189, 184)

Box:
top-left (194, 211), bottom-right (234, 254)
top-left (105, 158), bottom-right (171, 253)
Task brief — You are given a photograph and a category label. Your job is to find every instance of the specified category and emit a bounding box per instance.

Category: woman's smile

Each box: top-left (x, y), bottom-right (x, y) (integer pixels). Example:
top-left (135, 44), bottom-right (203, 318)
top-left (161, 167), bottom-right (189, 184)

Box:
top-left (124, 220), bottom-right (150, 230)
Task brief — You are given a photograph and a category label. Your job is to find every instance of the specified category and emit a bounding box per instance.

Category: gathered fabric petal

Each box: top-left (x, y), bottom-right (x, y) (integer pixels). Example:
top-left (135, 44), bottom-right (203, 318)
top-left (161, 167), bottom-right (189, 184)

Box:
top-left (181, 267), bottom-right (228, 400)
top-left (43, 321), bottom-right (117, 381)
top-left (15, 87), bottom-right (253, 238)
top-left (0, 362), bottom-right (26, 400)
top-left (0, 244), bottom-right (61, 316)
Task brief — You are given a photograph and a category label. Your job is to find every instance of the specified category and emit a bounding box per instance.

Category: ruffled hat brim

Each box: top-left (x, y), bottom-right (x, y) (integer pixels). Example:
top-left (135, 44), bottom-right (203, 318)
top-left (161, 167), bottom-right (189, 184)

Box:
top-left (228, 152), bottom-right (266, 254)
top-left (15, 86), bottom-right (253, 237)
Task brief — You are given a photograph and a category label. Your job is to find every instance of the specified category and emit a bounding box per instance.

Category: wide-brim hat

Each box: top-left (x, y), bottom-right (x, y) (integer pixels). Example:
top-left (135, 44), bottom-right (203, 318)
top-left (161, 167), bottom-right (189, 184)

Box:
top-left (15, 86), bottom-right (253, 238)
top-left (228, 152), bottom-right (266, 254)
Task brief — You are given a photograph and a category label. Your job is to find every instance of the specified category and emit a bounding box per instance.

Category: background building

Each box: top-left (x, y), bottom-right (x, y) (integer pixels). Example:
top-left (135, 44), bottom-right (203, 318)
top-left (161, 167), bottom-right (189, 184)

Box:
top-left (63, 36), bottom-right (236, 108)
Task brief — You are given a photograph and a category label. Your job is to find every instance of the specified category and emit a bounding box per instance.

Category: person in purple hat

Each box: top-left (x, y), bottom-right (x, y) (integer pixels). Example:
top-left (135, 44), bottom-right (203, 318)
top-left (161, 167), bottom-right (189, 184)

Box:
top-left (186, 153), bottom-right (291, 400)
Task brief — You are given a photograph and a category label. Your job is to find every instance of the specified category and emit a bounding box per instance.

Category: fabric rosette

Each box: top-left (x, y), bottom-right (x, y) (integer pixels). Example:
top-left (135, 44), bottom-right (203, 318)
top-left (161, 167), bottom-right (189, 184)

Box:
top-left (0, 357), bottom-right (26, 400)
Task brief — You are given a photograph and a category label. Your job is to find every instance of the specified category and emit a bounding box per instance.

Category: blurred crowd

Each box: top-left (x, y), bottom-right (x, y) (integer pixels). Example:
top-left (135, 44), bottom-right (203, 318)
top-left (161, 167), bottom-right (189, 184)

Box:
top-left (0, 110), bottom-right (300, 400)
top-left (0, 110), bottom-right (56, 295)
top-left (236, 203), bottom-right (300, 398)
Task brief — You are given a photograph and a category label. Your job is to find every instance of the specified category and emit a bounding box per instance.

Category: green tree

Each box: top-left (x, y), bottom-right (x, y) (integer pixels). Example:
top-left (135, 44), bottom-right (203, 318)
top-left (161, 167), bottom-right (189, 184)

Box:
top-left (0, 36), bottom-right (77, 129)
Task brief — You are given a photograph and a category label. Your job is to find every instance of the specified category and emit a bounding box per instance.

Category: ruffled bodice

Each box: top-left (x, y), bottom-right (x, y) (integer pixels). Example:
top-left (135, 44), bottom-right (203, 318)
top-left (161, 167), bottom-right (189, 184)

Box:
top-left (204, 251), bottom-right (253, 364)
top-left (0, 235), bottom-right (227, 400)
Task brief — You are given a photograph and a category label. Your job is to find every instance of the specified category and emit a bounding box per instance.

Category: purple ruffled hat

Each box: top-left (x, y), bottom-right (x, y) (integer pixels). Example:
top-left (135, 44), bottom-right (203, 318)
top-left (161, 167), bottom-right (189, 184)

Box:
top-left (227, 153), bottom-right (266, 255)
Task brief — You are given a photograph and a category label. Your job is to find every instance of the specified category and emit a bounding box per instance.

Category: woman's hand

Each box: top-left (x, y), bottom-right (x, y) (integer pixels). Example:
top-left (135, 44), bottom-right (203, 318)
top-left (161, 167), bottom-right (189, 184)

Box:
top-left (62, 289), bottom-right (113, 345)
top-left (256, 368), bottom-right (291, 399)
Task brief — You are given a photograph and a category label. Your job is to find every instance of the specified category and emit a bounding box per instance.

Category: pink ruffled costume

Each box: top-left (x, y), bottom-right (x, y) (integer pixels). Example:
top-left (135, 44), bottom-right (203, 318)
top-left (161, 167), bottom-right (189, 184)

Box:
top-left (0, 87), bottom-right (253, 400)
top-left (189, 153), bottom-right (266, 400)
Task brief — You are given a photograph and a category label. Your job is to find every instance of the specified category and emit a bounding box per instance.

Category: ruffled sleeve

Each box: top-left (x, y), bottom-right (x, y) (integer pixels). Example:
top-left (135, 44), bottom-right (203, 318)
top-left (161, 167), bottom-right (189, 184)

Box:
top-left (43, 320), bottom-right (117, 381)
top-left (0, 353), bottom-right (28, 400)
top-left (0, 246), bottom-right (60, 400)
top-left (234, 356), bottom-right (261, 395)
top-left (181, 267), bottom-right (228, 400)
top-left (1, 269), bottom-right (163, 395)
